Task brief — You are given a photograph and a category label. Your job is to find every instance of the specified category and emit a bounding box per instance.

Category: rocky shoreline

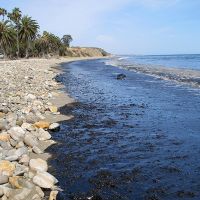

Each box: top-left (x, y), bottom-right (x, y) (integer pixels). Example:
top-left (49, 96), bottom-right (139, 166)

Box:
top-left (0, 57), bottom-right (95, 200)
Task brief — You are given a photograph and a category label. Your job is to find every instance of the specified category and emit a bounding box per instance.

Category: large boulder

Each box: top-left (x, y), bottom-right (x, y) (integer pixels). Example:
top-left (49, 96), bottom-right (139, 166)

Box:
top-left (29, 158), bottom-right (48, 172)
top-left (37, 128), bottom-right (51, 141)
top-left (33, 171), bottom-right (58, 189)
top-left (23, 134), bottom-right (38, 147)
top-left (8, 127), bottom-right (25, 142)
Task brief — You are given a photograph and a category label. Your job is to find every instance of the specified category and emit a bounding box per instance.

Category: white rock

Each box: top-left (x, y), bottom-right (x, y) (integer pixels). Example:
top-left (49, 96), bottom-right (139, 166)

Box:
top-left (23, 134), bottom-right (38, 147)
top-left (33, 171), bottom-right (58, 189)
top-left (0, 175), bottom-right (8, 185)
top-left (29, 158), bottom-right (48, 172)
top-left (37, 128), bottom-right (51, 141)
top-left (5, 155), bottom-right (18, 161)
top-left (19, 154), bottom-right (30, 165)
top-left (35, 186), bottom-right (44, 198)
top-left (25, 94), bottom-right (36, 102)
top-left (32, 146), bottom-right (43, 154)
top-left (8, 127), bottom-right (25, 141)
top-left (21, 123), bottom-right (34, 131)
top-left (49, 123), bottom-right (60, 131)
top-left (14, 147), bottom-right (28, 157)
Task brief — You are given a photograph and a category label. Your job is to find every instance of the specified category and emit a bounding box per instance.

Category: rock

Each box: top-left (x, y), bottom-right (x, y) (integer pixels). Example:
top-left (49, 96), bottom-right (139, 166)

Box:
top-left (9, 176), bottom-right (22, 189)
top-left (49, 191), bottom-right (58, 200)
top-left (14, 147), bottom-right (28, 158)
top-left (19, 154), bottom-right (30, 166)
top-left (49, 123), bottom-right (60, 132)
top-left (15, 141), bottom-right (25, 148)
top-left (35, 186), bottom-right (44, 198)
top-left (1, 186), bottom-right (13, 197)
top-left (9, 139), bottom-right (17, 147)
top-left (49, 106), bottom-right (58, 113)
top-left (25, 113), bottom-right (39, 124)
top-left (8, 127), bottom-right (25, 142)
top-left (32, 146), bottom-right (43, 154)
top-left (32, 194), bottom-right (41, 200)
top-left (6, 113), bottom-right (17, 123)
top-left (0, 141), bottom-right (12, 150)
top-left (0, 175), bottom-right (9, 185)
top-left (29, 158), bottom-right (48, 172)
top-left (117, 73), bottom-right (126, 80)
top-left (0, 107), bottom-right (9, 114)
top-left (21, 123), bottom-right (34, 131)
top-left (13, 163), bottom-right (28, 176)
top-left (0, 119), bottom-right (8, 131)
top-left (24, 134), bottom-right (38, 147)
top-left (16, 119), bottom-right (24, 127)
top-left (37, 128), bottom-right (51, 141)
top-left (0, 112), bottom-right (5, 118)
top-left (11, 188), bottom-right (32, 200)
top-left (5, 155), bottom-right (18, 161)
top-left (25, 94), bottom-right (36, 102)
top-left (34, 121), bottom-right (50, 129)
top-left (0, 187), bottom-right (3, 197)
top-left (33, 171), bottom-right (58, 189)
top-left (0, 133), bottom-right (10, 142)
top-left (0, 160), bottom-right (15, 176)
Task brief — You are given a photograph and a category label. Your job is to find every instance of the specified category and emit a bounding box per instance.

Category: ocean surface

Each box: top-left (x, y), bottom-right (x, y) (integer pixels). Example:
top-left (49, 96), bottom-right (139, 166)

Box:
top-left (115, 54), bottom-right (200, 70)
top-left (105, 54), bottom-right (200, 88)
top-left (49, 58), bottom-right (200, 200)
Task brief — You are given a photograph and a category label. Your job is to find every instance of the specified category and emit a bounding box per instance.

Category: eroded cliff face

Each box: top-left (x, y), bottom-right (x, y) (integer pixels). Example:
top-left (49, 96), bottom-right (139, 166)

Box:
top-left (65, 47), bottom-right (110, 57)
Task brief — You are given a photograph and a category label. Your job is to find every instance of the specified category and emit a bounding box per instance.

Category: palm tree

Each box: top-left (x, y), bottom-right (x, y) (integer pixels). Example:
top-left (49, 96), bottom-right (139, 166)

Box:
top-left (62, 35), bottom-right (73, 47)
top-left (0, 8), bottom-right (7, 21)
top-left (8, 7), bottom-right (22, 58)
top-left (0, 20), bottom-right (16, 58)
top-left (19, 15), bottom-right (39, 58)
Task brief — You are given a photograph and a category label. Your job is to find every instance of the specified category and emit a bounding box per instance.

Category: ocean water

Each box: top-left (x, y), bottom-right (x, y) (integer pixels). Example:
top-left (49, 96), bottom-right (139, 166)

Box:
top-left (118, 54), bottom-right (200, 70)
top-left (50, 59), bottom-right (200, 200)
top-left (105, 54), bottom-right (200, 87)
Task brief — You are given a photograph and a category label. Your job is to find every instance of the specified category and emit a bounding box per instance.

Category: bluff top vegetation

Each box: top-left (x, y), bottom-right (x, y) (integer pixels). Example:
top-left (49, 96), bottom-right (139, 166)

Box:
top-left (0, 7), bottom-right (73, 59)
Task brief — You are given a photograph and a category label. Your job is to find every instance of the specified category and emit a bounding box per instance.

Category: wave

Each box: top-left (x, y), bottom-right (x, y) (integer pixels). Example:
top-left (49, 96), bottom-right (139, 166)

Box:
top-left (105, 57), bottom-right (200, 88)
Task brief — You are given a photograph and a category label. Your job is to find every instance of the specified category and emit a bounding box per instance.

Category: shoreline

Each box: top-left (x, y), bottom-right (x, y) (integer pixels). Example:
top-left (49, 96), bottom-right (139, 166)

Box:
top-left (45, 58), bottom-right (200, 199)
top-left (108, 56), bottom-right (200, 88)
top-left (0, 56), bottom-right (106, 200)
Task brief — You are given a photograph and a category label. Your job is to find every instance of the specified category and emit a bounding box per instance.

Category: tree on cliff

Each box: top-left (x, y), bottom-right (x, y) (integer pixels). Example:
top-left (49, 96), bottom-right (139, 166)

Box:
top-left (62, 35), bottom-right (73, 47)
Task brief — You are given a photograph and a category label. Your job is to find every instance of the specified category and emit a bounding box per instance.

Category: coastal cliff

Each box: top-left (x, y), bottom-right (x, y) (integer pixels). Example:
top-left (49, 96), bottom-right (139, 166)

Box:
top-left (65, 47), bottom-right (110, 57)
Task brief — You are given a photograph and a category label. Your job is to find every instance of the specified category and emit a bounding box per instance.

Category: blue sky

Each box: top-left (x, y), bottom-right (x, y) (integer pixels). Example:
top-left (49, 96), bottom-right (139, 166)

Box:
top-left (1, 0), bottom-right (200, 54)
